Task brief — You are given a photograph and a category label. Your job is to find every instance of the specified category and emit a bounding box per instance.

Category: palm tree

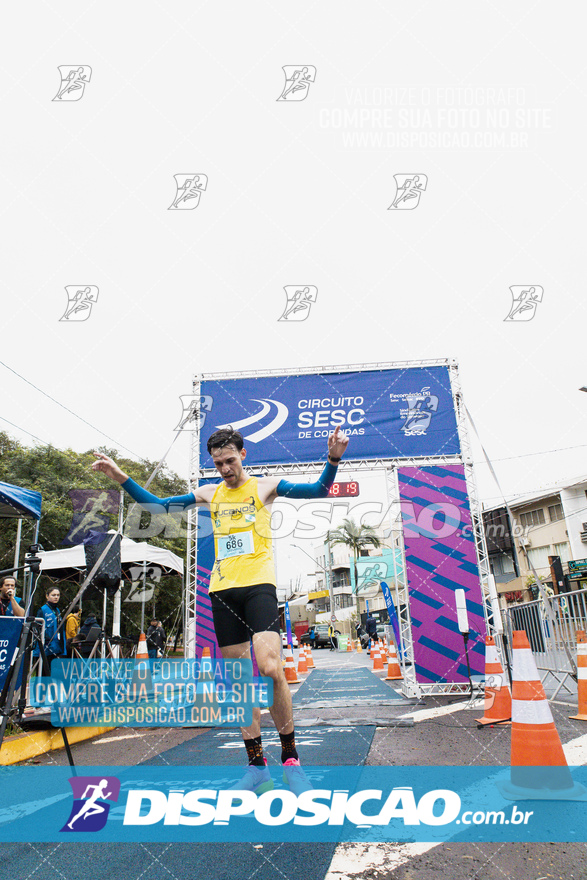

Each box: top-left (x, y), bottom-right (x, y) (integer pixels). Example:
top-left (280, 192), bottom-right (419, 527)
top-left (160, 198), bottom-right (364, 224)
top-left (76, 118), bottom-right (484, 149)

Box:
top-left (327, 518), bottom-right (382, 599)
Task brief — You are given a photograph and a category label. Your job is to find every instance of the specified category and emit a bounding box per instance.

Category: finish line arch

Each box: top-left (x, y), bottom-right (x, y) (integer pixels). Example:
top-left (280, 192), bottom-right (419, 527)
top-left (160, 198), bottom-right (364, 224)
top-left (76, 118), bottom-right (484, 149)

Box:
top-left (184, 359), bottom-right (496, 698)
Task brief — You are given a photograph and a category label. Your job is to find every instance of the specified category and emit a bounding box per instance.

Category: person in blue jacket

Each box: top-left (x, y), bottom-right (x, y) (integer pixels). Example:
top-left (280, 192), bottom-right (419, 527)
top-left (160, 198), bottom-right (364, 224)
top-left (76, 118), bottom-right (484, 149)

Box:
top-left (33, 587), bottom-right (66, 668)
top-left (0, 576), bottom-right (24, 617)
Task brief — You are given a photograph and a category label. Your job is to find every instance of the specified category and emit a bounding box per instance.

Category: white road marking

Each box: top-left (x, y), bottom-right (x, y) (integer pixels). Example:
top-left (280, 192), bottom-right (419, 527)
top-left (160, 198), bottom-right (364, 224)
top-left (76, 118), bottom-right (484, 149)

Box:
top-left (325, 842), bottom-right (439, 878)
top-left (563, 732), bottom-right (587, 764)
top-left (326, 714), bottom-right (587, 878)
top-left (399, 700), bottom-right (484, 721)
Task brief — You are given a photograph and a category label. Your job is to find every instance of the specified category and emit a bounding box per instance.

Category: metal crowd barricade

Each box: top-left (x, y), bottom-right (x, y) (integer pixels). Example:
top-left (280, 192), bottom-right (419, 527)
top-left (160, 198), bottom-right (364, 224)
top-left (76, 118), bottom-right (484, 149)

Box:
top-left (504, 588), bottom-right (587, 699)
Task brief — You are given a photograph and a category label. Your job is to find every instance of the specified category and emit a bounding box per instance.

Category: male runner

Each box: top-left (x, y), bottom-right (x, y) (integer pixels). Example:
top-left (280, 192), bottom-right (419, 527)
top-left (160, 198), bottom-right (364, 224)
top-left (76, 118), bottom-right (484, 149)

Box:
top-left (92, 425), bottom-right (348, 794)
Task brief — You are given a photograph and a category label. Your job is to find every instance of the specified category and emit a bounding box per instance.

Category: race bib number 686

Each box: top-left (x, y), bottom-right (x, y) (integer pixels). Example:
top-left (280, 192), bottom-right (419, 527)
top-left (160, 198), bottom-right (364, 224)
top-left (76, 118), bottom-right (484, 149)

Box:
top-left (217, 532), bottom-right (254, 560)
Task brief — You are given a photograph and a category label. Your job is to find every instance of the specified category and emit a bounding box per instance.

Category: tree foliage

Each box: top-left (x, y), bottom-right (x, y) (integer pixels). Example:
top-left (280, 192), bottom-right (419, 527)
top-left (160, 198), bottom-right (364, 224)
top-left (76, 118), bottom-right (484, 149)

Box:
top-left (0, 432), bottom-right (190, 641)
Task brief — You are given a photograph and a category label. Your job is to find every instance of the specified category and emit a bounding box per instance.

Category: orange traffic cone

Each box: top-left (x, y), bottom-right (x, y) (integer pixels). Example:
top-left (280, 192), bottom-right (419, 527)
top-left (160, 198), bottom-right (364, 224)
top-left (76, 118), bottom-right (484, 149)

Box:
top-left (284, 647), bottom-right (300, 684)
top-left (346, 636), bottom-right (353, 652)
top-left (385, 642), bottom-right (403, 681)
top-left (201, 646), bottom-right (211, 658)
top-left (356, 638), bottom-right (362, 654)
top-left (371, 643), bottom-right (384, 672)
top-left (475, 636), bottom-right (512, 726)
top-left (305, 645), bottom-right (315, 669)
top-left (297, 647), bottom-right (308, 675)
top-left (379, 641), bottom-right (387, 664)
top-left (130, 632), bottom-right (153, 699)
top-left (497, 630), bottom-right (585, 800)
top-left (570, 630), bottom-right (587, 721)
top-left (136, 632), bottom-right (149, 659)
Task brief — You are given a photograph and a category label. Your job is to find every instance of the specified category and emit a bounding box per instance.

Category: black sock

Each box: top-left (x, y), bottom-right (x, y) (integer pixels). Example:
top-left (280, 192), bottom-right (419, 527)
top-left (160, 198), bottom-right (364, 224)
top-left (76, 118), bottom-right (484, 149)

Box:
top-left (244, 735), bottom-right (265, 766)
top-left (280, 730), bottom-right (298, 764)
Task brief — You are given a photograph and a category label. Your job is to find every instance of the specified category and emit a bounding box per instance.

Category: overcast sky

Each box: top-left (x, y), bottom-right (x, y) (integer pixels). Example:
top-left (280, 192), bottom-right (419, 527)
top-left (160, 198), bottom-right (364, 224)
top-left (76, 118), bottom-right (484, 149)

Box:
top-left (2, 3), bottom-right (586, 591)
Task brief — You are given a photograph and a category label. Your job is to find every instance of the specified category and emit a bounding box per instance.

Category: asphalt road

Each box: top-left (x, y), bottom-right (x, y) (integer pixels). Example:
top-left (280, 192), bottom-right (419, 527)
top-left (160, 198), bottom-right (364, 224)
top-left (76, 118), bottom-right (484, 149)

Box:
top-left (3, 648), bottom-right (586, 880)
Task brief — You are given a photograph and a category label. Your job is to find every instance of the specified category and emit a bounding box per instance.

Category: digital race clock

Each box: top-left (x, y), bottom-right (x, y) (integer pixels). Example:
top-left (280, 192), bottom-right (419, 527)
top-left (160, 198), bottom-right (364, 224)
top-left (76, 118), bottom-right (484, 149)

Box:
top-left (327, 481), bottom-right (360, 497)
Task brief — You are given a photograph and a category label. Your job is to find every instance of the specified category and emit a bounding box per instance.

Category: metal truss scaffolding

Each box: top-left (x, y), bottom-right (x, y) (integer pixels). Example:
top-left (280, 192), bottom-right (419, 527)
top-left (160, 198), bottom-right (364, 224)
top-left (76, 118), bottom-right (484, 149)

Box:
top-left (185, 360), bottom-right (494, 698)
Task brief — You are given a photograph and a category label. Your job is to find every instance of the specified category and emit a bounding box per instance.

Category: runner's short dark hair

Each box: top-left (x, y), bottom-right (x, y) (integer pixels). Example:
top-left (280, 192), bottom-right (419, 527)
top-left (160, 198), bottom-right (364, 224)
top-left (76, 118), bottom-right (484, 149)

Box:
top-left (207, 426), bottom-right (244, 454)
top-left (0, 575), bottom-right (18, 589)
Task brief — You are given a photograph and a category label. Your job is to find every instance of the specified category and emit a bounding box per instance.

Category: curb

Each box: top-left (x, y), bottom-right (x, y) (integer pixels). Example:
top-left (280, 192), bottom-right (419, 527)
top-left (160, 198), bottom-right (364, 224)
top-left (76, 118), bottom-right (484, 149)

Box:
top-left (0, 725), bottom-right (116, 766)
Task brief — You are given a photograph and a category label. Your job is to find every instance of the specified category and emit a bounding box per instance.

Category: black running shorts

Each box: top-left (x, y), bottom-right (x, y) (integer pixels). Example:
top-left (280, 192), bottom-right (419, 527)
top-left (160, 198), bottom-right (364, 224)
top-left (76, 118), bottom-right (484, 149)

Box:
top-left (210, 583), bottom-right (281, 648)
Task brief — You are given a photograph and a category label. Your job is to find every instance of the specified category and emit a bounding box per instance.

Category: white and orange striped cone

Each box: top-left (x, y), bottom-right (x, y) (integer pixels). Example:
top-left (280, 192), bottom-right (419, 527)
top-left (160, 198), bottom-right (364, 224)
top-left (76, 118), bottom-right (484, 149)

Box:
top-left (497, 629), bottom-right (586, 800)
top-left (346, 636), bottom-right (353, 652)
top-left (371, 643), bottom-right (384, 672)
top-left (136, 632), bottom-right (149, 660)
top-left (475, 636), bottom-right (512, 727)
top-left (356, 638), bottom-right (362, 654)
top-left (284, 646), bottom-right (301, 684)
top-left (385, 642), bottom-right (403, 681)
top-left (297, 646), bottom-right (308, 676)
top-left (379, 641), bottom-right (387, 664)
top-left (305, 645), bottom-right (315, 669)
top-left (131, 632), bottom-right (154, 699)
top-left (570, 630), bottom-right (587, 722)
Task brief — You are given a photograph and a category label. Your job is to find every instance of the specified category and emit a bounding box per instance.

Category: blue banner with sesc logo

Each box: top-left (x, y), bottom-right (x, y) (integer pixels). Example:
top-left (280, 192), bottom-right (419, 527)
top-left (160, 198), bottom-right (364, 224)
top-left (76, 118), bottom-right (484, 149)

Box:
top-left (199, 365), bottom-right (460, 468)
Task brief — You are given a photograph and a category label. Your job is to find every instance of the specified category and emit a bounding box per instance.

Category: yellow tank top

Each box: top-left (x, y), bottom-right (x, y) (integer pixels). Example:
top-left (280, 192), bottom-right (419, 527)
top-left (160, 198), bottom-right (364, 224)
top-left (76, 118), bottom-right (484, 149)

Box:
top-left (209, 476), bottom-right (276, 592)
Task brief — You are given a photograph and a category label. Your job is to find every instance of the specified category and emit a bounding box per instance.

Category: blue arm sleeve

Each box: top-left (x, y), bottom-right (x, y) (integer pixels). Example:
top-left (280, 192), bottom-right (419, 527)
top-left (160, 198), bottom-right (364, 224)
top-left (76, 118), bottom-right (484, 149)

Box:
top-left (121, 477), bottom-right (196, 512)
top-left (276, 461), bottom-right (338, 499)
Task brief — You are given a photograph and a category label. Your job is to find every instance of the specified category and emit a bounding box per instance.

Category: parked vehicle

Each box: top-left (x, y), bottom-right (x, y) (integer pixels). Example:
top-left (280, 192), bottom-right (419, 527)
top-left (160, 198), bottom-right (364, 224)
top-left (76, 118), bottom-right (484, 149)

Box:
top-left (281, 631), bottom-right (299, 649)
top-left (301, 624), bottom-right (340, 649)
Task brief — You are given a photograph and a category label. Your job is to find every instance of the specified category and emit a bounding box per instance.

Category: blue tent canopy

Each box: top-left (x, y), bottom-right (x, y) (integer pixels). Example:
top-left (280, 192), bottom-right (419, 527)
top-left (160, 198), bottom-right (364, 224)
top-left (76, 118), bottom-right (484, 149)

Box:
top-left (0, 480), bottom-right (42, 520)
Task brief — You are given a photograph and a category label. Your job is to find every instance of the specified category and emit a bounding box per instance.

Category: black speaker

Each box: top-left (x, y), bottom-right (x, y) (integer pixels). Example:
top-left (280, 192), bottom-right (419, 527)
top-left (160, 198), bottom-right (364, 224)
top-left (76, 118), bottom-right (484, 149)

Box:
top-left (84, 532), bottom-right (121, 597)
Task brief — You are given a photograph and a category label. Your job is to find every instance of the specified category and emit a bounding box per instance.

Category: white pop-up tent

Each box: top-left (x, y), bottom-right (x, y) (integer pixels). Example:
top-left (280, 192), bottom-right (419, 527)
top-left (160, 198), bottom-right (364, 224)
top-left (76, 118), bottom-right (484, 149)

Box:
top-left (37, 532), bottom-right (184, 651)
top-left (38, 534), bottom-right (183, 576)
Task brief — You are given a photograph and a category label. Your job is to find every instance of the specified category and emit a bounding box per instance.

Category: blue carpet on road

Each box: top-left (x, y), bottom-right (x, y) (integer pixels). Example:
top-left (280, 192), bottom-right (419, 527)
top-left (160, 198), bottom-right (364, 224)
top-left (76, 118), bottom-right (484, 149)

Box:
top-left (0, 727), bottom-right (376, 880)
top-left (292, 667), bottom-right (403, 706)
top-left (146, 722), bottom-right (376, 766)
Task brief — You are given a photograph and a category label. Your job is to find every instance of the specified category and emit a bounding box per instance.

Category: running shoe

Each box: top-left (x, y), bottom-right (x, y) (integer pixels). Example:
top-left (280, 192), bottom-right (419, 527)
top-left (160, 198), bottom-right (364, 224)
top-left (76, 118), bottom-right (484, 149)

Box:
top-left (282, 758), bottom-right (313, 795)
top-left (229, 758), bottom-right (273, 796)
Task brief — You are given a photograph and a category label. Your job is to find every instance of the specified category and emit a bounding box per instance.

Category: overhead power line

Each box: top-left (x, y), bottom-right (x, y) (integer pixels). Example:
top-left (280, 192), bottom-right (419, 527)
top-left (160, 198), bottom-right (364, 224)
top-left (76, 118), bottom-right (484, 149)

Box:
top-left (0, 359), bottom-right (141, 459)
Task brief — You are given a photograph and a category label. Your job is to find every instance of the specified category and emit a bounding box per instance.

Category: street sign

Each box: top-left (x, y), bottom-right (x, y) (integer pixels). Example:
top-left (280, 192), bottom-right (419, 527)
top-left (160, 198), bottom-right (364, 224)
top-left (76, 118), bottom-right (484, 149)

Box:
top-left (569, 558), bottom-right (587, 578)
top-left (330, 614), bottom-right (336, 623)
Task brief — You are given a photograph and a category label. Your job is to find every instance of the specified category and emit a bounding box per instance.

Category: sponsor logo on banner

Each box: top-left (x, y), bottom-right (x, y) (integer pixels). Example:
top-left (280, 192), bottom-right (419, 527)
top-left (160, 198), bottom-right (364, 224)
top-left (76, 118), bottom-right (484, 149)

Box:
top-left (216, 398), bottom-right (289, 443)
top-left (388, 174), bottom-right (428, 209)
top-left (278, 286), bottom-right (318, 322)
top-left (61, 776), bottom-right (120, 832)
top-left (504, 285), bottom-right (543, 322)
top-left (390, 387), bottom-right (438, 436)
top-left (52, 66), bottom-right (92, 101)
top-left (168, 174), bottom-right (208, 210)
top-left (277, 66), bottom-right (316, 101)
top-left (59, 286), bottom-right (99, 322)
